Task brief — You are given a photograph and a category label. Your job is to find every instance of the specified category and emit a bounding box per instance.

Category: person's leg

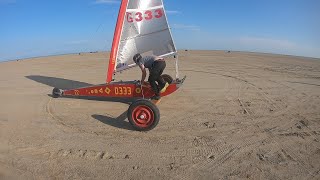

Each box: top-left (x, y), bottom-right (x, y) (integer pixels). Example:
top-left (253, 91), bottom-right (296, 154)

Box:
top-left (148, 61), bottom-right (167, 99)
top-left (148, 70), bottom-right (160, 98)
top-left (155, 61), bottom-right (166, 88)
top-left (154, 61), bottom-right (169, 93)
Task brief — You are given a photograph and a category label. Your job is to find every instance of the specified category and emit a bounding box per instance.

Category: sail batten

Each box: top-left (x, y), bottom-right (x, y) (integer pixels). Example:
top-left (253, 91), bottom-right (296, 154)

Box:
top-left (126, 5), bottom-right (164, 12)
top-left (121, 28), bottom-right (170, 42)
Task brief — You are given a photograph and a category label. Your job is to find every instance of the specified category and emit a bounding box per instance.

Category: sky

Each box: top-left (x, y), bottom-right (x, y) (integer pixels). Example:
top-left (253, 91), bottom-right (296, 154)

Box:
top-left (0, 0), bottom-right (320, 61)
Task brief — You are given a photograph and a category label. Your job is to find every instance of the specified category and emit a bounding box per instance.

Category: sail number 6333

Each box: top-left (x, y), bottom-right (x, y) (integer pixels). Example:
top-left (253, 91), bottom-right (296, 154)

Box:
top-left (126, 9), bottom-right (163, 23)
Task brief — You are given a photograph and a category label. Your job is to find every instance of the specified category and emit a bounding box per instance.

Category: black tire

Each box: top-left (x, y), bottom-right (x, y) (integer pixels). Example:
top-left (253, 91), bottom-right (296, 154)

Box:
top-left (52, 88), bottom-right (61, 98)
top-left (161, 74), bottom-right (173, 84)
top-left (127, 99), bottom-right (160, 131)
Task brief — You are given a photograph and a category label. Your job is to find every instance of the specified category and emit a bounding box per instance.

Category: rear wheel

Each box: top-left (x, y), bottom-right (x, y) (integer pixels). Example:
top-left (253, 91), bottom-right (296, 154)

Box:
top-left (127, 99), bottom-right (160, 131)
top-left (161, 74), bottom-right (173, 84)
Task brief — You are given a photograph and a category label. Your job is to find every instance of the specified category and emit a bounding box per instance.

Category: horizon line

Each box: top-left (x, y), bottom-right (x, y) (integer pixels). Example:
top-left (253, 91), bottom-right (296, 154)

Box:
top-left (1, 49), bottom-right (319, 63)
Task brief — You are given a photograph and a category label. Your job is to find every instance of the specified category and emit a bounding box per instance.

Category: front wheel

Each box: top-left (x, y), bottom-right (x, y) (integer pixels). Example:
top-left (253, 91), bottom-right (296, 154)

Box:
top-left (127, 99), bottom-right (160, 131)
top-left (52, 88), bottom-right (62, 98)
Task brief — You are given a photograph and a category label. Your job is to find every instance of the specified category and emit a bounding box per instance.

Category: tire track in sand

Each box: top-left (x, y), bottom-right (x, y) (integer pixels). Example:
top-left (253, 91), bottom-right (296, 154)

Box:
top-left (175, 68), bottom-right (319, 179)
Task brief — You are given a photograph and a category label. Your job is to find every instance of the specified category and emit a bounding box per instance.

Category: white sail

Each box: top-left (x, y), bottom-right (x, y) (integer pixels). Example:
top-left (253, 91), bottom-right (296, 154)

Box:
top-left (114, 0), bottom-right (177, 72)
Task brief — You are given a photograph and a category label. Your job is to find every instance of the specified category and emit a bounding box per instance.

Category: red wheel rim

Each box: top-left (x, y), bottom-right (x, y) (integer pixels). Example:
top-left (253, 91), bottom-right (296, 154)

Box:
top-left (131, 105), bottom-right (154, 128)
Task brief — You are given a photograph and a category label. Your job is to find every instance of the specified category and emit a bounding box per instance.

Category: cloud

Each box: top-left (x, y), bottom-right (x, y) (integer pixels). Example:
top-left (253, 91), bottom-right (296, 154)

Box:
top-left (0, 0), bottom-right (16, 5)
top-left (234, 36), bottom-right (320, 58)
top-left (94, 0), bottom-right (120, 4)
top-left (238, 37), bottom-right (297, 50)
top-left (166, 10), bottom-right (181, 14)
top-left (172, 31), bottom-right (320, 58)
top-left (172, 24), bottom-right (200, 31)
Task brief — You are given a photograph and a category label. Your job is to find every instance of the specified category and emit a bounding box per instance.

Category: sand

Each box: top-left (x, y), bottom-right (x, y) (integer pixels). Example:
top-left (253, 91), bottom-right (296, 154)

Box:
top-left (0, 50), bottom-right (320, 179)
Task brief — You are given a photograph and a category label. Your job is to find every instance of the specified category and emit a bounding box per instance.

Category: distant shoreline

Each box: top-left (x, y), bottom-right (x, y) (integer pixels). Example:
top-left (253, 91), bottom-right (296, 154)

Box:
top-left (0, 51), bottom-right (105, 63)
top-left (1, 50), bottom-right (319, 64)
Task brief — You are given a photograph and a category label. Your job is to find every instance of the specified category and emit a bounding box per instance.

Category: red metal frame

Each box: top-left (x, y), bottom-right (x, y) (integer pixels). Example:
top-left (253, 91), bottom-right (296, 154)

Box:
top-left (106, 0), bottom-right (129, 83)
top-left (63, 81), bottom-right (183, 99)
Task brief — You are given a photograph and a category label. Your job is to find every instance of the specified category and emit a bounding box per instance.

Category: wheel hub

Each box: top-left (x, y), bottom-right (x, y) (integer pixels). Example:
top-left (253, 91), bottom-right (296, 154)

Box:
top-left (140, 114), bottom-right (146, 119)
top-left (131, 105), bottom-right (154, 127)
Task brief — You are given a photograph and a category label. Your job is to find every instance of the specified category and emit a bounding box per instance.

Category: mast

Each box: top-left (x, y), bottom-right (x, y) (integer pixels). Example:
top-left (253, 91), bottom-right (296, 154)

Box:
top-left (106, 0), bottom-right (129, 83)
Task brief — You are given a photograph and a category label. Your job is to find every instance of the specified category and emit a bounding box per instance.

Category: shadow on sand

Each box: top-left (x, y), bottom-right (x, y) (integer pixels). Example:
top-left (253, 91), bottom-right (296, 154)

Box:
top-left (26, 75), bottom-right (93, 89)
top-left (92, 112), bottom-right (135, 131)
top-left (26, 75), bottom-right (137, 130)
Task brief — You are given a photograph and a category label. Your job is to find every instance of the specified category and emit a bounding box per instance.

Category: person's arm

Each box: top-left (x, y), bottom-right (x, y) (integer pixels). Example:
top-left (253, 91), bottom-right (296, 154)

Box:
top-left (138, 64), bottom-right (147, 83)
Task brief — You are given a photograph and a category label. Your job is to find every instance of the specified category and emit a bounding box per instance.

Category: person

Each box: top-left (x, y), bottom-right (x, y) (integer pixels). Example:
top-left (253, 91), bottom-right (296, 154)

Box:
top-left (133, 53), bottom-right (169, 100)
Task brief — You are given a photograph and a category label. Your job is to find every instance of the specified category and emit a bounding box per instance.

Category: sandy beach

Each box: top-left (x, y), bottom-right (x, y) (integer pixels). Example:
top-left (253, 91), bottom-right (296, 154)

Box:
top-left (0, 50), bottom-right (319, 179)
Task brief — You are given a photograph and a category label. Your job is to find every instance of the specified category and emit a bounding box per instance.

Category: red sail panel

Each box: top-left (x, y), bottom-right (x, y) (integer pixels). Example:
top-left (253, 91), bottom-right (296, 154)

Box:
top-left (106, 0), bottom-right (129, 83)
